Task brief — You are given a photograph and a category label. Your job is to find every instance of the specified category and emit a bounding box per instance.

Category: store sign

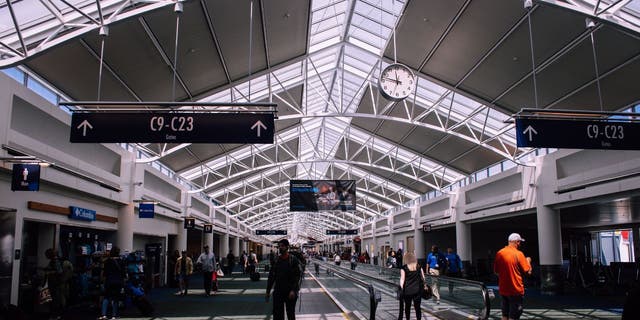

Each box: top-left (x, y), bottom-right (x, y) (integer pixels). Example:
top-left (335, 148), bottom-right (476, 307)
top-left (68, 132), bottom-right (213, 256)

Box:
top-left (11, 164), bottom-right (40, 191)
top-left (69, 206), bottom-right (96, 221)
top-left (139, 202), bottom-right (155, 218)
top-left (203, 224), bottom-right (213, 233)
top-left (184, 217), bottom-right (195, 229)
top-left (422, 224), bottom-right (432, 232)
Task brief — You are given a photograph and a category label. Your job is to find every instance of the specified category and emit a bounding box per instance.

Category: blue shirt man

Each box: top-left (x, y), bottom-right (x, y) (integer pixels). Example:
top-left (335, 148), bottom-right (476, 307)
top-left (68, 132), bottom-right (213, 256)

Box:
top-left (426, 245), bottom-right (446, 303)
top-left (445, 248), bottom-right (463, 275)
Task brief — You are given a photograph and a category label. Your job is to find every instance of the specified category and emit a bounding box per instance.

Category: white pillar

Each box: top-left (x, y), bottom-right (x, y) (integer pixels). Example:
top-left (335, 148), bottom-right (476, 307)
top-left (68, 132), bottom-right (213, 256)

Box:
top-left (117, 203), bottom-right (134, 253)
top-left (535, 157), bottom-right (563, 294)
top-left (223, 233), bottom-right (230, 256)
top-left (204, 232), bottom-right (213, 250)
top-left (413, 206), bottom-right (425, 266)
top-left (176, 221), bottom-right (187, 252)
top-left (231, 237), bottom-right (239, 256)
top-left (454, 191), bottom-right (472, 274)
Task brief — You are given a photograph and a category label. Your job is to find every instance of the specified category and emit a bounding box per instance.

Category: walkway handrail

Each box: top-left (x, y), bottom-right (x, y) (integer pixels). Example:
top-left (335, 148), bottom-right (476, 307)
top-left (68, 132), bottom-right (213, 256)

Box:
top-left (316, 258), bottom-right (492, 320)
top-left (314, 260), bottom-right (381, 319)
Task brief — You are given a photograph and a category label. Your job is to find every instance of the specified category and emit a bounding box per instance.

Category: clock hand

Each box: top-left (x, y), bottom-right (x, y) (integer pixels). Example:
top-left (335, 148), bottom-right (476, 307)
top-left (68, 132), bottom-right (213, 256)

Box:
top-left (382, 77), bottom-right (400, 84)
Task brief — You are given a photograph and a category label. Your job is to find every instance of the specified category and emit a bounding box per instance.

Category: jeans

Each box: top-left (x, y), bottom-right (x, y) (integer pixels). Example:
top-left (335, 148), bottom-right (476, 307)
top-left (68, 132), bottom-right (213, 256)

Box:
top-left (102, 298), bottom-right (118, 317)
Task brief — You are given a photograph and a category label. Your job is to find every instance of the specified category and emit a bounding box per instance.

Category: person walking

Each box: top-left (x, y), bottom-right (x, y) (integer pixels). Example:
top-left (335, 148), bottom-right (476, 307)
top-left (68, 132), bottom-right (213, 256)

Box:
top-left (226, 251), bottom-right (236, 275)
top-left (396, 248), bottom-right (403, 269)
top-left (196, 245), bottom-right (216, 296)
top-left (445, 248), bottom-right (463, 295)
top-left (398, 252), bottom-right (426, 320)
top-left (175, 251), bottom-right (193, 296)
top-left (100, 246), bottom-right (125, 320)
top-left (266, 239), bottom-right (302, 320)
top-left (426, 245), bottom-right (446, 304)
top-left (43, 248), bottom-right (63, 320)
top-left (494, 233), bottom-right (532, 320)
top-left (350, 252), bottom-right (358, 270)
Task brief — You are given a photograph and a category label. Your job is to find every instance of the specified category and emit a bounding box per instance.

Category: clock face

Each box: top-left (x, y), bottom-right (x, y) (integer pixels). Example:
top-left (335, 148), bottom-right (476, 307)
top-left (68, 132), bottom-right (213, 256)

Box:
top-left (378, 63), bottom-right (415, 101)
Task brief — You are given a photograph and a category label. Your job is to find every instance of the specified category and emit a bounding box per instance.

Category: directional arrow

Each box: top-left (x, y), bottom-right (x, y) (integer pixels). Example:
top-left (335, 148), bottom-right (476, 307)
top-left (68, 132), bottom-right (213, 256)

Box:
top-left (76, 120), bottom-right (93, 136)
top-left (523, 125), bottom-right (538, 141)
top-left (251, 120), bottom-right (267, 137)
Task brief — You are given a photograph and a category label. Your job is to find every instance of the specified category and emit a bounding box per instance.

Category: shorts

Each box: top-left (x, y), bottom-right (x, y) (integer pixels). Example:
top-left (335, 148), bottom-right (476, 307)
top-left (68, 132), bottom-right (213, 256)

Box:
top-left (501, 295), bottom-right (524, 319)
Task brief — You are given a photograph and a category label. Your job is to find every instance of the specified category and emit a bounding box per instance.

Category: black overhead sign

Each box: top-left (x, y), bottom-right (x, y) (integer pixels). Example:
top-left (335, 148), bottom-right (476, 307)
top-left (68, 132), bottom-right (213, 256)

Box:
top-left (70, 112), bottom-right (275, 144)
top-left (184, 218), bottom-right (195, 230)
top-left (326, 229), bottom-right (358, 235)
top-left (515, 118), bottom-right (640, 150)
top-left (255, 230), bottom-right (287, 235)
top-left (11, 164), bottom-right (40, 191)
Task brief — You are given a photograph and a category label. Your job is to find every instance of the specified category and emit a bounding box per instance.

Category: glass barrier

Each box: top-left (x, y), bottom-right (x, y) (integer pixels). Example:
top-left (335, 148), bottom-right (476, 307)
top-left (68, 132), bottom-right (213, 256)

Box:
top-left (312, 258), bottom-right (491, 319)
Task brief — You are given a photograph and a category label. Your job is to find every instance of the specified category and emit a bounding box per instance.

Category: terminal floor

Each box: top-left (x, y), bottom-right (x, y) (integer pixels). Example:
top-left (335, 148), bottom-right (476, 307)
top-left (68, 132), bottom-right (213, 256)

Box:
top-left (51, 273), bottom-right (626, 320)
top-left (60, 271), bottom-right (345, 320)
top-left (485, 286), bottom-right (624, 319)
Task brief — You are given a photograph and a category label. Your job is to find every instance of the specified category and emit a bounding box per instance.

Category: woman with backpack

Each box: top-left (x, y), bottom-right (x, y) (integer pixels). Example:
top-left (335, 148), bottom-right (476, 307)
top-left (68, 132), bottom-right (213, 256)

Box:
top-left (99, 246), bottom-right (125, 320)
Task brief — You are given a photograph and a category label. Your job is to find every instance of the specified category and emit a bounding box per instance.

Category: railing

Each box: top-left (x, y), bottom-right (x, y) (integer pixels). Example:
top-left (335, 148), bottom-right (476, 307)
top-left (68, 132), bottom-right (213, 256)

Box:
top-left (314, 260), bottom-right (381, 319)
top-left (314, 258), bottom-right (492, 320)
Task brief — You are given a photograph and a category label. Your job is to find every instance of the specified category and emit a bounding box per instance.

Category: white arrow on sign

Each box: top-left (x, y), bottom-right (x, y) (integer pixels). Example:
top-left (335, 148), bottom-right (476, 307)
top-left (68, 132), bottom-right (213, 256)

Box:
top-left (251, 120), bottom-right (267, 137)
top-left (77, 120), bottom-right (93, 136)
top-left (523, 125), bottom-right (538, 141)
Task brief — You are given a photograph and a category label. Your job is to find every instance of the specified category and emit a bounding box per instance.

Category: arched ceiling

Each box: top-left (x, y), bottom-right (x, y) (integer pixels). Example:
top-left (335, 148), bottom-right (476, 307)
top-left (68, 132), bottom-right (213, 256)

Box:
top-left (2, 0), bottom-right (639, 244)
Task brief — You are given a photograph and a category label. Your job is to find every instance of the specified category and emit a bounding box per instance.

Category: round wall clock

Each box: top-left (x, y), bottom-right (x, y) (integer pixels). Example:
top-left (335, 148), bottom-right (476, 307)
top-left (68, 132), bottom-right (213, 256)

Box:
top-left (378, 63), bottom-right (416, 101)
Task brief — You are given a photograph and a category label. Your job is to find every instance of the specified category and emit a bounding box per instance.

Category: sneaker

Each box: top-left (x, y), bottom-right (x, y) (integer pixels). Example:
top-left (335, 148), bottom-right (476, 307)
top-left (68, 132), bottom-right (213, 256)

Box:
top-left (436, 300), bottom-right (440, 305)
top-left (110, 317), bottom-right (118, 320)
top-left (98, 317), bottom-right (107, 320)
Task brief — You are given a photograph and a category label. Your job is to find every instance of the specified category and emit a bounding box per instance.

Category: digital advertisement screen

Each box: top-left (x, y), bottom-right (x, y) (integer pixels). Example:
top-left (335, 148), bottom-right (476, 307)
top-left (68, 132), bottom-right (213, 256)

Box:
top-left (290, 180), bottom-right (356, 212)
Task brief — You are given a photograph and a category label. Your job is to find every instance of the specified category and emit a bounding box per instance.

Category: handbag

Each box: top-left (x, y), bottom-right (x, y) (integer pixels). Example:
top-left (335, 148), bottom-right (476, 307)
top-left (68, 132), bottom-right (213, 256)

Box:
top-left (420, 266), bottom-right (432, 300)
top-left (38, 279), bottom-right (53, 305)
top-left (421, 285), bottom-right (433, 300)
top-left (216, 269), bottom-right (224, 277)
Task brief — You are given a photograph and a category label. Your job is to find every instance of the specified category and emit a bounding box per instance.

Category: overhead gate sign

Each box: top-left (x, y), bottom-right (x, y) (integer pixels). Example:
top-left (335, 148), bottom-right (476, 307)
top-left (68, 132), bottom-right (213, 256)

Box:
top-left (70, 112), bottom-right (274, 144)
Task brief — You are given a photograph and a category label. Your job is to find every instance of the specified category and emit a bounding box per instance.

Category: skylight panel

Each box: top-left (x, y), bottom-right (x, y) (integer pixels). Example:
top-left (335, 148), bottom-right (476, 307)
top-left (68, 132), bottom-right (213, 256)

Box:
top-left (344, 43), bottom-right (380, 64)
top-left (312, 13), bottom-right (346, 34)
top-left (309, 35), bottom-right (341, 53)
top-left (273, 61), bottom-right (303, 81)
top-left (198, 88), bottom-right (231, 102)
top-left (348, 36), bottom-right (380, 55)
top-left (343, 63), bottom-right (370, 79)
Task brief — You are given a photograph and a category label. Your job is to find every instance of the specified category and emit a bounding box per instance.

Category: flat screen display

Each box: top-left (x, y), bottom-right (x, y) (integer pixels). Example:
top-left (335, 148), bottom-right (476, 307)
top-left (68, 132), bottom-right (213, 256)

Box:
top-left (290, 180), bottom-right (356, 211)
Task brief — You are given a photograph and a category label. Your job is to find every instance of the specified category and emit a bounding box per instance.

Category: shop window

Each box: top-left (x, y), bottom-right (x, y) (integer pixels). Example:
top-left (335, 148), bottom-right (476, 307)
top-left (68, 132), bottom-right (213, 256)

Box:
top-left (590, 229), bottom-right (635, 265)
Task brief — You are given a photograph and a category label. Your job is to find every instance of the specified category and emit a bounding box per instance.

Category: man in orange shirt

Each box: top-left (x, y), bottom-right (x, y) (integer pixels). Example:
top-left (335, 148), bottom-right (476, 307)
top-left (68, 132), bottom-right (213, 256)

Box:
top-left (494, 233), bottom-right (532, 320)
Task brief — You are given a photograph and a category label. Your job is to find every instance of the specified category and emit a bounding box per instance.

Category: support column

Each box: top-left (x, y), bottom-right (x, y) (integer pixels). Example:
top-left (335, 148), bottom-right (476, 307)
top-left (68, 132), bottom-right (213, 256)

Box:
top-left (176, 222), bottom-right (187, 252)
top-left (536, 204), bottom-right (563, 294)
top-left (231, 237), bottom-right (239, 256)
top-left (204, 232), bottom-right (213, 251)
top-left (535, 157), bottom-right (563, 295)
top-left (413, 206), bottom-right (425, 266)
top-left (454, 191), bottom-right (472, 276)
top-left (117, 203), bottom-right (134, 253)
top-left (222, 233), bottom-right (230, 257)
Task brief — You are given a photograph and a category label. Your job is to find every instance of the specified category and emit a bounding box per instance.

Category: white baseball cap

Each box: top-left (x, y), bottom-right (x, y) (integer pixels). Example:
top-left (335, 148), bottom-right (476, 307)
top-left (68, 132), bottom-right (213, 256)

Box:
top-left (508, 233), bottom-right (525, 242)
